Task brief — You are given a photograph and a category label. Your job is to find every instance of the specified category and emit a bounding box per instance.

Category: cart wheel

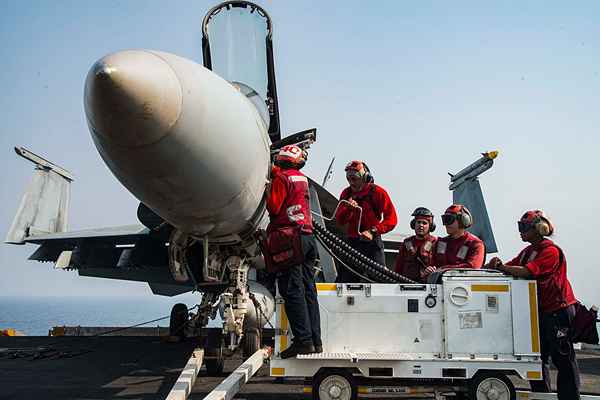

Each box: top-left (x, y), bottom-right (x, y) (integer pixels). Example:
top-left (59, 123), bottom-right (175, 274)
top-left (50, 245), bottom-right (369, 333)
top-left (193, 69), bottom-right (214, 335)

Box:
top-left (312, 369), bottom-right (357, 400)
top-left (469, 371), bottom-right (515, 400)
top-left (169, 303), bottom-right (189, 339)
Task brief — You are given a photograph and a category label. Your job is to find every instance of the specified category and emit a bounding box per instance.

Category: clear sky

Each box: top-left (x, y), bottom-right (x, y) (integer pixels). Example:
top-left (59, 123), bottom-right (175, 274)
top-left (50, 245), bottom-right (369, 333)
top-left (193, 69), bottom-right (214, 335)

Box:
top-left (1, 1), bottom-right (599, 306)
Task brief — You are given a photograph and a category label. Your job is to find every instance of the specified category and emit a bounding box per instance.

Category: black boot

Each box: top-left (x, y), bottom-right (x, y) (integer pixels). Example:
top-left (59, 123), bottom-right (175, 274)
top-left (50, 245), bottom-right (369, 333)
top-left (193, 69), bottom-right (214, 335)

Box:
top-left (280, 342), bottom-right (315, 359)
top-left (314, 344), bottom-right (323, 353)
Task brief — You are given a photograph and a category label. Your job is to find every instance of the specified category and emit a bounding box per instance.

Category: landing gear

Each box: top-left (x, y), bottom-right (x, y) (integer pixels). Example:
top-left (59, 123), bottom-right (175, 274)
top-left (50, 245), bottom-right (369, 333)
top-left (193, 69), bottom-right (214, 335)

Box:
top-left (242, 326), bottom-right (261, 358)
top-left (204, 329), bottom-right (225, 376)
top-left (169, 303), bottom-right (189, 340)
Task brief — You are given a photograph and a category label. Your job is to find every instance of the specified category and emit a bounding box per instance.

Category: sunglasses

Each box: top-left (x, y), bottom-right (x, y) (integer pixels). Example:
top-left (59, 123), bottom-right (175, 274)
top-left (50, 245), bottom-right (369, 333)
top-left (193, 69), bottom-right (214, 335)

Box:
top-left (518, 221), bottom-right (534, 233)
top-left (441, 214), bottom-right (457, 226)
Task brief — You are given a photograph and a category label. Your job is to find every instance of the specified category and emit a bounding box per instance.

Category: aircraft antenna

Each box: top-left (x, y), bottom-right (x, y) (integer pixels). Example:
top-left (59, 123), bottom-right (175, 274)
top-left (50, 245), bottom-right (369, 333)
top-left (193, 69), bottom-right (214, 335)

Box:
top-left (321, 157), bottom-right (335, 188)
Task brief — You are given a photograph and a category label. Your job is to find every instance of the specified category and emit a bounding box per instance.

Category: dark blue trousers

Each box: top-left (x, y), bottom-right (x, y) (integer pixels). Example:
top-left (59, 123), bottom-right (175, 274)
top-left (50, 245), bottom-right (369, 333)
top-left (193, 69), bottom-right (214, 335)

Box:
top-left (530, 304), bottom-right (580, 399)
top-left (276, 234), bottom-right (322, 347)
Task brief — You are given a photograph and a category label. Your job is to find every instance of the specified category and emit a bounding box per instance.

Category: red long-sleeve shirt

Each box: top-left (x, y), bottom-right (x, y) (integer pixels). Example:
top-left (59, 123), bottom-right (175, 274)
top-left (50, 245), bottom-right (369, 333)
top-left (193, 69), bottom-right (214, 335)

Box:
top-left (433, 232), bottom-right (484, 269)
top-left (506, 239), bottom-right (576, 313)
top-left (266, 168), bottom-right (287, 216)
top-left (266, 166), bottom-right (312, 234)
top-left (394, 234), bottom-right (437, 282)
top-left (335, 183), bottom-right (397, 238)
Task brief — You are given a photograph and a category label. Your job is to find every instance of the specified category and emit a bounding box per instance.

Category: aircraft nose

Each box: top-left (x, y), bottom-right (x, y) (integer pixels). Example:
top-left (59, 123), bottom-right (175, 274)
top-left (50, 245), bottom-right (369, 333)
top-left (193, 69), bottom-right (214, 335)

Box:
top-left (84, 50), bottom-right (182, 148)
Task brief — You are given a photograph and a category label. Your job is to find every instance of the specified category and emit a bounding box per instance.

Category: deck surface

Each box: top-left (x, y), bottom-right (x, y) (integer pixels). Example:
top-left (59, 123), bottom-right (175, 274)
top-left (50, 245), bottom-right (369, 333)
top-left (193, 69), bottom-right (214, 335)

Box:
top-left (1, 336), bottom-right (600, 400)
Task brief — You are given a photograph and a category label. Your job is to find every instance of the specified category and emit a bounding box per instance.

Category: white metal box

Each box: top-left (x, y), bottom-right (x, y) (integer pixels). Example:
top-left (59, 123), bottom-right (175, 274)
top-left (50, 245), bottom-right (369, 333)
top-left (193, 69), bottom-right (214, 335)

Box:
top-left (271, 270), bottom-right (541, 381)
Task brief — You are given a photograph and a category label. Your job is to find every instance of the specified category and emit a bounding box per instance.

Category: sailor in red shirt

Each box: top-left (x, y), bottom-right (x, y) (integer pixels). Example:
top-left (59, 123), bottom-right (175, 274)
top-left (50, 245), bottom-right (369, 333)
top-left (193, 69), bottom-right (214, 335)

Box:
top-left (334, 160), bottom-right (397, 282)
top-left (430, 204), bottom-right (484, 277)
top-left (394, 207), bottom-right (437, 283)
top-left (486, 211), bottom-right (579, 399)
top-left (266, 145), bottom-right (322, 359)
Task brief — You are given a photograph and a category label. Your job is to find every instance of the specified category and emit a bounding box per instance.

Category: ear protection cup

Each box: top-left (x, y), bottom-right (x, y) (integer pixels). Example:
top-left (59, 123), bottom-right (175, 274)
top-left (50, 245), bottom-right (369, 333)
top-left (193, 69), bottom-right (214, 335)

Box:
top-left (459, 206), bottom-right (473, 228)
top-left (521, 210), bottom-right (554, 236)
top-left (536, 221), bottom-right (551, 236)
top-left (362, 163), bottom-right (374, 183)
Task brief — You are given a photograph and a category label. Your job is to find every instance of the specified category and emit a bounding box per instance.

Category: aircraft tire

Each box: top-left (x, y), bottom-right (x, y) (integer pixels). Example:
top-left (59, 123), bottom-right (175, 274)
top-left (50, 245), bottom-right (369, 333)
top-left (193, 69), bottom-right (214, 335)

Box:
top-left (169, 303), bottom-right (189, 340)
top-left (243, 329), bottom-right (261, 358)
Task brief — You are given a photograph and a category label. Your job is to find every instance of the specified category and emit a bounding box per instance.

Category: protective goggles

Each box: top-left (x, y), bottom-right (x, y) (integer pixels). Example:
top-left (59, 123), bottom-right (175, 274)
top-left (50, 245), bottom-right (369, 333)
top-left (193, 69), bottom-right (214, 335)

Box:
top-left (441, 214), bottom-right (457, 226)
top-left (518, 221), bottom-right (534, 233)
top-left (346, 171), bottom-right (363, 180)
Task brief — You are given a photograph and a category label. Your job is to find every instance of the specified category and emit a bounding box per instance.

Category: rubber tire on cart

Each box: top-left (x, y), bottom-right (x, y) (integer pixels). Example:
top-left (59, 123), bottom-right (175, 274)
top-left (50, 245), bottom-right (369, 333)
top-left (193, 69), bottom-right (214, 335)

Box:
top-left (169, 303), bottom-right (189, 340)
top-left (312, 369), bottom-right (357, 400)
top-left (204, 330), bottom-right (225, 376)
top-left (468, 371), bottom-right (516, 400)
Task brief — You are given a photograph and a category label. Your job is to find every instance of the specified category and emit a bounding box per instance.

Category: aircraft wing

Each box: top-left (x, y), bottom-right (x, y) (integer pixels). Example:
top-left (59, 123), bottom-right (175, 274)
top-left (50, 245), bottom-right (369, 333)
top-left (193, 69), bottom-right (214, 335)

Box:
top-left (25, 224), bottom-right (149, 245)
top-left (22, 224), bottom-right (198, 296)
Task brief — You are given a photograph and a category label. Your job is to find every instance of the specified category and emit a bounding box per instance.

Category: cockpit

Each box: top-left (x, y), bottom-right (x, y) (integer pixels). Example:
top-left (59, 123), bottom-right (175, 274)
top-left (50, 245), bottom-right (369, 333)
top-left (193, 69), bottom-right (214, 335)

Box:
top-left (202, 1), bottom-right (281, 142)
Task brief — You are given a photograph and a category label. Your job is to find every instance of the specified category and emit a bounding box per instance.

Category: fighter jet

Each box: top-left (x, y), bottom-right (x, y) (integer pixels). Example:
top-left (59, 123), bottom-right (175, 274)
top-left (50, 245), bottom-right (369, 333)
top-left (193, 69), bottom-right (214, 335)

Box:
top-left (5, 1), bottom-right (498, 372)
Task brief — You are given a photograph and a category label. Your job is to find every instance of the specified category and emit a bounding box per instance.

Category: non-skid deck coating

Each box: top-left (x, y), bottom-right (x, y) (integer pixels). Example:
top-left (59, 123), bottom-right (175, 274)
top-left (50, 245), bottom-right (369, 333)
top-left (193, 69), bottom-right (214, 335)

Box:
top-left (1, 337), bottom-right (600, 400)
top-left (0, 336), bottom-right (198, 400)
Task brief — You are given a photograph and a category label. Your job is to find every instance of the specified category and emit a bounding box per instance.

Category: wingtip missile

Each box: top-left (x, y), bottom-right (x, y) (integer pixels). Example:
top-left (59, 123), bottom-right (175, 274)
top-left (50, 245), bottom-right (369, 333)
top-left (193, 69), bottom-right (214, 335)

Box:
top-left (449, 151), bottom-right (498, 190)
top-left (483, 150), bottom-right (499, 160)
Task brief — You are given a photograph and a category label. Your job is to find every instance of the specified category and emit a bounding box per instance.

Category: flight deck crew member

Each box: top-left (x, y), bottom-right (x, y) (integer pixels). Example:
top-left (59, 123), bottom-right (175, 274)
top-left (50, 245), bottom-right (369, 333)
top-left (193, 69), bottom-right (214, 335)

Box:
top-left (486, 210), bottom-right (580, 399)
top-left (335, 160), bottom-right (397, 282)
top-left (427, 204), bottom-right (484, 278)
top-left (394, 207), bottom-right (437, 282)
top-left (267, 145), bottom-right (322, 358)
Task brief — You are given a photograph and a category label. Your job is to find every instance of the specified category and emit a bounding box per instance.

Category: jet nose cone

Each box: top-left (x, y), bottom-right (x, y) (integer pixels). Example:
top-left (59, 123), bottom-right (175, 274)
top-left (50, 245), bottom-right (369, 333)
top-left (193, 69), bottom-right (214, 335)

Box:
top-left (84, 50), bottom-right (182, 147)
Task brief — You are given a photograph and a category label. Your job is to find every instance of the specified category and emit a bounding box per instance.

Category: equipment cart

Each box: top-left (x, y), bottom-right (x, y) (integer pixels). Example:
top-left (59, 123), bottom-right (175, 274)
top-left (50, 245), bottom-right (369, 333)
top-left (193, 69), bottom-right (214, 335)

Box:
top-left (270, 270), bottom-right (597, 400)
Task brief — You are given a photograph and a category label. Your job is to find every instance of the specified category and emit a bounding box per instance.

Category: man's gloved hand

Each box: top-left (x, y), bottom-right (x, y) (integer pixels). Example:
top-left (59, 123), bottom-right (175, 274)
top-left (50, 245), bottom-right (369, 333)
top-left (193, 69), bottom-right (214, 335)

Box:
top-left (359, 230), bottom-right (373, 241)
top-left (420, 266), bottom-right (437, 279)
top-left (486, 257), bottom-right (503, 270)
top-left (347, 199), bottom-right (359, 208)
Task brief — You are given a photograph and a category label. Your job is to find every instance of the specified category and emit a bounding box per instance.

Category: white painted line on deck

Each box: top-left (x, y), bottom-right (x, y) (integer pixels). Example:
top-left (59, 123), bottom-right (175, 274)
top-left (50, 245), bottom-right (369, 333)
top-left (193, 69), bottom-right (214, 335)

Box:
top-left (517, 391), bottom-right (600, 399)
top-left (202, 348), bottom-right (268, 400)
top-left (166, 348), bottom-right (204, 400)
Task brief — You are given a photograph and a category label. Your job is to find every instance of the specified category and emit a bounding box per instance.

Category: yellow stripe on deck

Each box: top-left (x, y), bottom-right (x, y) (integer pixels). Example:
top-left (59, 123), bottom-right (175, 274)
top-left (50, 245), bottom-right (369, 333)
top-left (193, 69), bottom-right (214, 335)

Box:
top-left (471, 284), bottom-right (509, 292)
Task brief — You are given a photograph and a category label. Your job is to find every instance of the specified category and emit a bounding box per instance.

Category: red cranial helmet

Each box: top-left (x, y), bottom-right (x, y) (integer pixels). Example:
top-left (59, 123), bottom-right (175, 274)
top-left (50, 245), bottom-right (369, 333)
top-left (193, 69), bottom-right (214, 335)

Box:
top-left (276, 145), bottom-right (307, 168)
top-left (442, 204), bottom-right (473, 228)
top-left (345, 160), bottom-right (366, 176)
top-left (518, 210), bottom-right (554, 236)
top-left (345, 160), bottom-right (374, 183)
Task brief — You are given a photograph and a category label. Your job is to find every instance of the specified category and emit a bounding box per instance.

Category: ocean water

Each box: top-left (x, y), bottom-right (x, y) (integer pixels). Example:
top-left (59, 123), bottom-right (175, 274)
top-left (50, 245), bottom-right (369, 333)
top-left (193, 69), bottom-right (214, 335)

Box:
top-left (0, 296), bottom-right (219, 336)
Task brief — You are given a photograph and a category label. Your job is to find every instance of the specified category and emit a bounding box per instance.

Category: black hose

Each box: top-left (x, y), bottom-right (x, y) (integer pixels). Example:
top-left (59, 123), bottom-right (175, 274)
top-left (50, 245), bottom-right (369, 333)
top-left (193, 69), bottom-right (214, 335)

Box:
top-left (316, 231), bottom-right (386, 283)
top-left (313, 221), bottom-right (416, 284)
top-left (314, 221), bottom-right (409, 283)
